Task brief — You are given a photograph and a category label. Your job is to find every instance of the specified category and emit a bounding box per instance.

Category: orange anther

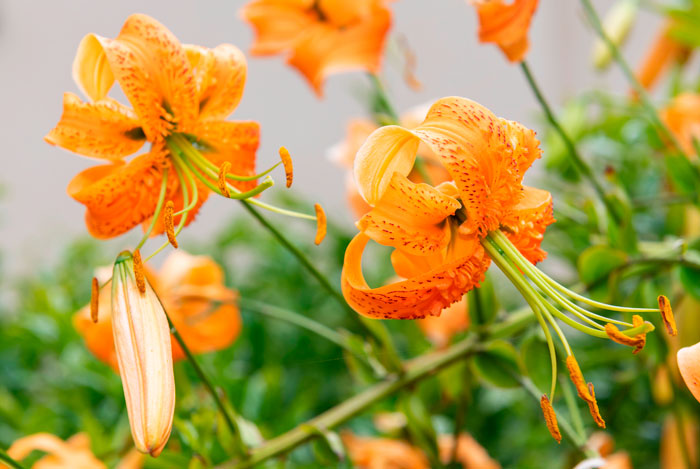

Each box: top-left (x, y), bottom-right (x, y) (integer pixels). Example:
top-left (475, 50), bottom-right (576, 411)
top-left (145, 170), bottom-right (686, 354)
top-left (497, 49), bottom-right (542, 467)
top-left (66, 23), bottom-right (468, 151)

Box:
top-left (314, 204), bottom-right (327, 245)
top-left (540, 395), bottom-right (562, 443)
top-left (218, 162), bottom-right (231, 198)
top-left (90, 277), bottom-right (99, 323)
top-left (279, 147), bottom-right (293, 188)
top-left (164, 201), bottom-right (178, 249)
top-left (133, 249), bottom-right (146, 294)
top-left (658, 295), bottom-right (677, 336)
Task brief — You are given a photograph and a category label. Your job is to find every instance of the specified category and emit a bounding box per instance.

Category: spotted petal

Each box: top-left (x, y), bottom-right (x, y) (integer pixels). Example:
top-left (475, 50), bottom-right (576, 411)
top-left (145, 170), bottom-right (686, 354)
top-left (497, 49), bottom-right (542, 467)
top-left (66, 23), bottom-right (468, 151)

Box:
top-left (502, 186), bottom-right (554, 264)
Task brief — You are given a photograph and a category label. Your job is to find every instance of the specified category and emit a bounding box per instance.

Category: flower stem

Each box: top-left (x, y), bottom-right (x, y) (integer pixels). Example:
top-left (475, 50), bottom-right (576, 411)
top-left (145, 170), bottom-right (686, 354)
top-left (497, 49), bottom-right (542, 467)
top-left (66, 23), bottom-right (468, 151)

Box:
top-left (578, 0), bottom-right (687, 157)
top-left (0, 449), bottom-right (25, 469)
top-left (135, 167), bottom-right (169, 251)
top-left (520, 60), bottom-right (621, 223)
top-left (368, 73), bottom-right (400, 125)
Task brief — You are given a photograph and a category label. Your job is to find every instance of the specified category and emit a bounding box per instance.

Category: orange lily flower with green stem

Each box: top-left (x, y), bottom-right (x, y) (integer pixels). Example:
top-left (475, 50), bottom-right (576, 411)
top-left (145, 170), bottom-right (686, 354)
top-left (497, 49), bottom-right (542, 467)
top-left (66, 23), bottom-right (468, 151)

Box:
top-left (45, 14), bottom-right (321, 256)
top-left (342, 96), bottom-right (676, 441)
top-left (472, 0), bottom-right (539, 63)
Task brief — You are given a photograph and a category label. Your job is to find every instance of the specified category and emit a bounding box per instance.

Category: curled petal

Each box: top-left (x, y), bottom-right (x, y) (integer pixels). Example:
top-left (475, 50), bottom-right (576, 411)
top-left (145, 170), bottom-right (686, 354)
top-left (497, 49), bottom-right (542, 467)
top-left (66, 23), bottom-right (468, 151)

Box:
top-left (185, 44), bottom-right (248, 121)
top-left (358, 173), bottom-right (460, 255)
top-left (73, 33), bottom-right (115, 101)
top-left (68, 151), bottom-right (177, 239)
top-left (342, 432), bottom-right (430, 469)
top-left (195, 120), bottom-right (260, 193)
top-left (678, 341), bottom-right (700, 403)
top-left (240, 0), bottom-right (318, 56)
top-left (636, 21), bottom-right (691, 92)
top-left (7, 433), bottom-right (106, 469)
top-left (287, 3), bottom-right (391, 96)
top-left (45, 93), bottom-right (145, 161)
top-left (414, 97), bottom-right (542, 236)
top-left (341, 233), bottom-right (490, 319)
top-left (96, 14), bottom-right (198, 139)
top-left (501, 186), bottom-right (554, 264)
top-left (474, 0), bottom-right (539, 62)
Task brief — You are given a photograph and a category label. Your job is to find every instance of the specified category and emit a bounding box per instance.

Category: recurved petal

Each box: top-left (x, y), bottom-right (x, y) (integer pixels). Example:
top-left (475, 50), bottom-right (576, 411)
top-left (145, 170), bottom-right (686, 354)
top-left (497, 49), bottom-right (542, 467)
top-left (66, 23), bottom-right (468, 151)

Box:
top-left (474, 0), bottom-right (539, 62)
top-left (185, 44), bottom-right (248, 121)
top-left (341, 233), bottom-right (490, 319)
top-left (195, 120), bottom-right (260, 193)
top-left (678, 341), bottom-right (700, 403)
top-left (45, 92), bottom-right (145, 161)
top-left (7, 433), bottom-right (106, 469)
top-left (502, 186), bottom-right (554, 264)
top-left (240, 0), bottom-right (318, 55)
top-left (98, 14), bottom-right (198, 140)
top-left (316, 0), bottom-right (376, 27)
top-left (354, 125), bottom-right (421, 206)
top-left (287, 4), bottom-right (391, 96)
top-left (357, 173), bottom-right (460, 255)
top-left (68, 151), bottom-right (177, 239)
top-left (414, 97), bottom-right (540, 236)
top-left (73, 33), bottom-right (116, 101)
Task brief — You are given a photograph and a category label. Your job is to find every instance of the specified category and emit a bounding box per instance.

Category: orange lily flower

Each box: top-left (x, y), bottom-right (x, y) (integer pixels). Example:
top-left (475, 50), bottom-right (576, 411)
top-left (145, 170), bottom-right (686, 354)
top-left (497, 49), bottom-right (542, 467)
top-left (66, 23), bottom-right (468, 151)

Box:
top-left (3, 433), bottom-right (144, 469)
top-left (75, 250), bottom-right (241, 370)
top-left (45, 14), bottom-right (265, 240)
top-left (240, 0), bottom-right (392, 96)
top-left (417, 295), bottom-right (469, 348)
top-left (660, 414), bottom-right (698, 468)
top-left (342, 95), bottom-right (672, 440)
top-left (438, 433), bottom-right (500, 469)
top-left (660, 92), bottom-right (700, 157)
top-left (678, 340), bottom-right (700, 403)
top-left (635, 20), bottom-right (692, 93)
top-left (472, 0), bottom-right (539, 63)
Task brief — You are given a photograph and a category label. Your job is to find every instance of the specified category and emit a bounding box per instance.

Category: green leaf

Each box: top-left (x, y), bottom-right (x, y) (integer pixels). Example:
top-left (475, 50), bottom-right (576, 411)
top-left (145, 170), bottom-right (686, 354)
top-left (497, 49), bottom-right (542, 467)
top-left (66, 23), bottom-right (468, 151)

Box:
top-left (665, 154), bottom-right (700, 200)
top-left (577, 245), bottom-right (628, 285)
top-left (399, 393), bottom-right (440, 467)
top-left (472, 341), bottom-right (521, 389)
top-left (679, 263), bottom-right (700, 301)
top-left (468, 272), bottom-right (499, 326)
top-left (307, 426), bottom-right (346, 465)
top-left (521, 333), bottom-right (553, 394)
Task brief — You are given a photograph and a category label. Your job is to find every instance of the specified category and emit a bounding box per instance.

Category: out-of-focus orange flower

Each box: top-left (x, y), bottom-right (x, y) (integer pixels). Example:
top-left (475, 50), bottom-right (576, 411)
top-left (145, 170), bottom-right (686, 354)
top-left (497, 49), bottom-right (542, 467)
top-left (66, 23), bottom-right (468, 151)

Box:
top-left (581, 432), bottom-right (633, 469)
top-left (660, 414), bottom-right (698, 468)
top-left (342, 96), bottom-right (551, 319)
top-left (417, 295), bottom-right (469, 348)
top-left (3, 433), bottom-right (143, 469)
top-left (240, 0), bottom-right (392, 96)
top-left (678, 340), bottom-right (700, 403)
top-left (472, 0), bottom-right (539, 62)
top-left (329, 105), bottom-right (452, 220)
top-left (635, 20), bottom-right (691, 93)
top-left (661, 93), bottom-right (700, 157)
top-left (46, 14), bottom-right (259, 239)
top-left (75, 250), bottom-right (240, 370)
top-left (438, 433), bottom-right (500, 469)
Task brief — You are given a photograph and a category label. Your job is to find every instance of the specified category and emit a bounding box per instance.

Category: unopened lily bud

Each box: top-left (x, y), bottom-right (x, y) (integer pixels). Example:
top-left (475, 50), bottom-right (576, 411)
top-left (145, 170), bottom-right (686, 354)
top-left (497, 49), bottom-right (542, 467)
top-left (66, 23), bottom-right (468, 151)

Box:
top-left (112, 251), bottom-right (175, 457)
top-left (592, 0), bottom-right (638, 69)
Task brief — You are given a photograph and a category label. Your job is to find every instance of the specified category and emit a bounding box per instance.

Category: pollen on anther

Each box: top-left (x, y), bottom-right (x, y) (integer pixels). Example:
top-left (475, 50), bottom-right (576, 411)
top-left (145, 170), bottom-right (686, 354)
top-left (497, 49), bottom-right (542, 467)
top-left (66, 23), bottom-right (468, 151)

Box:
top-left (218, 162), bottom-right (231, 198)
top-left (540, 395), bottom-right (562, 443)
top-left (566, 355), bottom-right (593, 402)
top-left (90, 277), bottom-right (99, 323)
top-left (279, 146), bottom-right (293, 188)
top-left (314, 203), bottom-right (327, 245)
top-left (164, 201), bottom-right (178, 249)
top-left (658, 295), bottom-right (677, 336)
top-left (604, 323), bottom-right (645, 353)
top-left (133, 249), bottom-right (146, 294)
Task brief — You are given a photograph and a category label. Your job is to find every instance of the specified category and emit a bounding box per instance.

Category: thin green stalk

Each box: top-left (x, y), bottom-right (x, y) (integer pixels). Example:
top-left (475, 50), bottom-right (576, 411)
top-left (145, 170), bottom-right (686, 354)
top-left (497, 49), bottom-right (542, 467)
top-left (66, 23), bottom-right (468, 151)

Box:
top-left (0, 449), bottom-right (26, 469)
top-left (239, 200), bottom-right (402, 372)
top-left (368, 73), bottom-right (400, 125)
top-left (579, 0), bottom-right (687, 157)
top-left (135, 167), bottom-right (169, 251)
top-left (520, 61), bottom-right (621, 223)
top-left (239, 298), bottom-right (370, 365)
top-left (559, 376), bottom-right (587, 441)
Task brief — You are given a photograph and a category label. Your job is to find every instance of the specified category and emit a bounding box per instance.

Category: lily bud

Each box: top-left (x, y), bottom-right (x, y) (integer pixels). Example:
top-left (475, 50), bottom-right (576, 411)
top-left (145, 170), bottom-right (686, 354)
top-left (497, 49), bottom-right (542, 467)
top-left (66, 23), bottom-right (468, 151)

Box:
top-left (592, 0), bottom-right (638, 69)
top-left (112, 251), bottom-right (175, 457)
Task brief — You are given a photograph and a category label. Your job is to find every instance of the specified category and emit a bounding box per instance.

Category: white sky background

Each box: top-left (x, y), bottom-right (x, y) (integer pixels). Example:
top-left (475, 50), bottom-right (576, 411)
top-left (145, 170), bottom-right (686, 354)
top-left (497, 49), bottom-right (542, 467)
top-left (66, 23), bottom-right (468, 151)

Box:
top-left (0, 0), bottom-right (659, 275)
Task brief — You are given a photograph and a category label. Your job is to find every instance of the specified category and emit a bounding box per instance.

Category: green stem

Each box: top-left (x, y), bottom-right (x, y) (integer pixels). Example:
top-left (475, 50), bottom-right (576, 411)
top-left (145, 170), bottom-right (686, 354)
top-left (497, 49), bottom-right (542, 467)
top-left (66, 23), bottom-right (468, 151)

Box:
top-left (135, 167), bottom-right (169, 251)
top-left (579, 0), bottom-right (688, 157)
top-left (520, 61), bottom-right (621, 223)
top-left (559, 376), bottom-right (587, 441)
top-left (0, 449), bottom-right (26, 469)
top-left (239, 298), bottom-right (370, 365)
top-left (368, 73), bottom-right (400, 125)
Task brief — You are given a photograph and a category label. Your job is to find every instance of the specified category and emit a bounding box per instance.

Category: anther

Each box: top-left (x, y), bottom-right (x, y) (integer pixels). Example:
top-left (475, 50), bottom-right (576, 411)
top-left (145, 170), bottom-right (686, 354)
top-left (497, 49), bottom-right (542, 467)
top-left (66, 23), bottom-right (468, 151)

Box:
top-left (604, 322), bottom-right (645, 354)
top-left (133, 249), bottom-right (146, 294)
top-left (566, 356), bottom-right (594, 403)
top-left (279, 147), bottom-right (293, 188)
top-left (632, 315), bottom-right (646, 354)
top-left (586, 383), bottom-right (606, 428)
top-left (658, 295), bottom-right (677, 336)
top-left (90, 277), bottom-right (99, 323)
top-left (164, 201), bottom-right (178, 249)
top-left (540, 395), bottom-right (562, 443)
top-left (218, 162), bottom-right (231, 197)
top-left (314, 204), bottom-right (327, 245)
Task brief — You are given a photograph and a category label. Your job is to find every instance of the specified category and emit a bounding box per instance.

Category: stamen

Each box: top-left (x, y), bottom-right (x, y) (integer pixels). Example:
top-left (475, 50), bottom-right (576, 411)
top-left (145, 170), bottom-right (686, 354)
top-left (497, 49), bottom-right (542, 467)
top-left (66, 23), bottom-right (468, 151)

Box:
top-left (314, 204), bottom-right (327, 245)
top-left (90, 277), bottom-right (99, 323)
top-left (566, 356), bottom-right (594, 403)
top-left (218, 162), bottom-right (231, 198)
top-left (658, 295), bottom-right (677, 336)
top-left (540, 395), bottom-right (562, 443)
top-left (164, 201), bottom-right (178, 249)
top-left (604, 322), bottom-right (645, 353)
top-left (586, 383), bottom-right (606, 428)
top-left (133, 249), bottom-right (146, 294)
top-left (632, 315), bottom-right (646, 353)
top-left (279, 146), bottom-right (293, 188)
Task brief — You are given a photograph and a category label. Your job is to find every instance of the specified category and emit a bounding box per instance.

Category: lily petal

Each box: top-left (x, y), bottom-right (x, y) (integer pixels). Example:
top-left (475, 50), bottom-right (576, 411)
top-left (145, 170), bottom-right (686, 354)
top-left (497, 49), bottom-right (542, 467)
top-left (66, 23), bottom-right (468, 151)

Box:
top-left (67, 151), bottom-right (177, 239)
top-left (341, 233), bottom-right (490, 319)
top-left (45, 92), bottom-right (145, 161)
top-left (7, 433), bottom-right (106, 469)
top-left (73, 34), bottom-right (116, 101)
top-left (185, 44), bottom-right (248, 121)
top-left (96, 14), bottom-right (198, 140)
top-left (474, 0), bottom-right (539, 63)
top-left (240, 0), bottom-right (318, 55)
top-left (502, 186), bottom-right (554, 264)
top-left (678, 341), bottom-right (700, 403)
